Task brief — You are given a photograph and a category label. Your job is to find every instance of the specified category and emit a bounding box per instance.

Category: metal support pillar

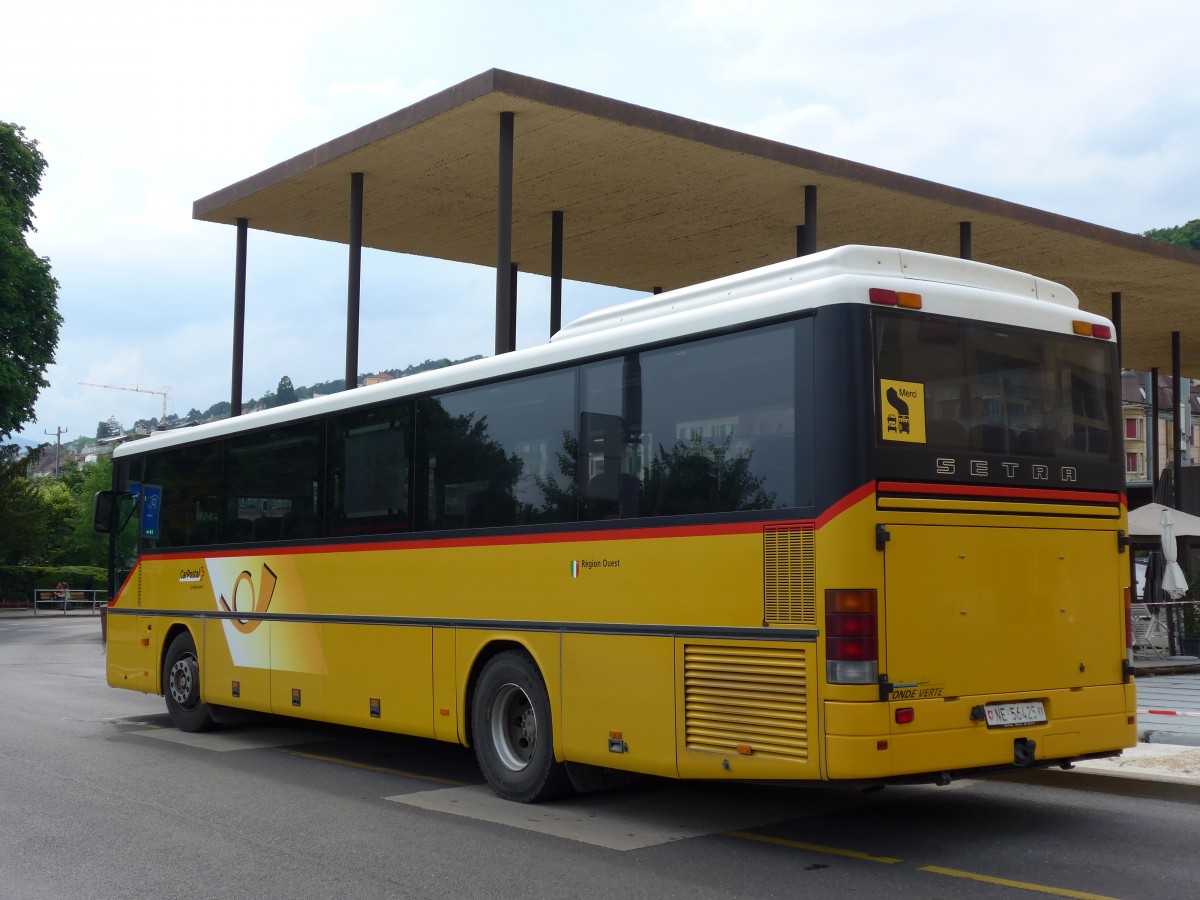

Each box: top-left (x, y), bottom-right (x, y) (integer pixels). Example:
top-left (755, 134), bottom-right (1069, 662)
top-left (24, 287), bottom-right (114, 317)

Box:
top-left (509, 263), bottom-right (519, 350)
top-left (495, 112), bottom-right (515, 355)
top-left (346, 172), bottom-right (364, 390)
top-left (1174, 331), bottom-right (1183, 512)
top-left (550, 211), bottom-right (563, 336)
top-left (231, 217), bottom-right (248, 416)
top-left (1111, 292), bottom-right (1122, 370)
top-left (959, 221), bottom-right (972, 260)
top-left (795, 185), bottom-right (818, 256)
top-left (1151, 366), bottom-right (1160, 497)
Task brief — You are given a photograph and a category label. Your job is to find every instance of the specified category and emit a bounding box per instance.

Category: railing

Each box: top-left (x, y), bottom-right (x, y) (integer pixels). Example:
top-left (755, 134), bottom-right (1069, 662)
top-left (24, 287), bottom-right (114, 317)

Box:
top-left (1134, 599), bottom-right (1200, 659)
top-left (32, 589), bottom-right (108, 615)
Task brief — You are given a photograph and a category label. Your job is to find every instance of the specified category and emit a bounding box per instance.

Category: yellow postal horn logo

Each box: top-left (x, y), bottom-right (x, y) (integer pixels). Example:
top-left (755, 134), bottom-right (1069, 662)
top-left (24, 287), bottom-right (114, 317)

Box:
top-left (217, 564), bottom-right (277, 634)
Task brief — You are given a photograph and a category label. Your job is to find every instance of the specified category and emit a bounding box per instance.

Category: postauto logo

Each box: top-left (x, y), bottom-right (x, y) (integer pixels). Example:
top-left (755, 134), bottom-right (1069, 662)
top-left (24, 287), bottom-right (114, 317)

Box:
top-left (216, 564), bottom-right (277, 634)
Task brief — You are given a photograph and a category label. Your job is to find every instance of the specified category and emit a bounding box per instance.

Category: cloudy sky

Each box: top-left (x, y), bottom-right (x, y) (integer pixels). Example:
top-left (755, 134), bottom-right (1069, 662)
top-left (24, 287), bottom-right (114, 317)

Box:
top-left (6, 0), bottom-right (1200, 445)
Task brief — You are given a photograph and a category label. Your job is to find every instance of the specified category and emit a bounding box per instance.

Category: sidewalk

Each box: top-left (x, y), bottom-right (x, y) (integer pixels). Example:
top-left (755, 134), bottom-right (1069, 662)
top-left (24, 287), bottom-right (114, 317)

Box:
top-left (0, 605), bottom-right (105, 619)
top-left (1071, 741), bottom-right (1200, 787)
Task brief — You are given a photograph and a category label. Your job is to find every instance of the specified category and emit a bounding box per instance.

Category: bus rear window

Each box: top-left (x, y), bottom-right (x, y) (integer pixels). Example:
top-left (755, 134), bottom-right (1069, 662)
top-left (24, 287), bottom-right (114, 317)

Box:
top-left (874, 311), bottom-right (1117, 462)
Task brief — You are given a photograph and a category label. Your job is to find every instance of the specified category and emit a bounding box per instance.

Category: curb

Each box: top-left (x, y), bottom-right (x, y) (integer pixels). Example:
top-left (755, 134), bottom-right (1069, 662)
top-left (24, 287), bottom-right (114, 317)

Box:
top-left (1142, 730), bottom-right (1200, 748)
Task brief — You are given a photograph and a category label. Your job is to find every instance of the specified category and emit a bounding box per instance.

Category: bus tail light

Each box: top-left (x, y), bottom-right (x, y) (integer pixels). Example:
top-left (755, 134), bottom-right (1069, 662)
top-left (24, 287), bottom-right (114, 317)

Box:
top-left (869, 288), bottom-right (922, 309)
top-left (1072, 320), bottom-right (1112, 340)
top-left (826, 589), bottom-right (878, 684)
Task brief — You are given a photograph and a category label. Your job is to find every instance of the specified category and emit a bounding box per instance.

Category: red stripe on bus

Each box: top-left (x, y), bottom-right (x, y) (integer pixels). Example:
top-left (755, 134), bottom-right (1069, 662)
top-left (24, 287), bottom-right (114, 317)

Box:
top-left (816, 481), bottom-right (875, 528)
top-left (876, 481), bottom-right (1123, 505)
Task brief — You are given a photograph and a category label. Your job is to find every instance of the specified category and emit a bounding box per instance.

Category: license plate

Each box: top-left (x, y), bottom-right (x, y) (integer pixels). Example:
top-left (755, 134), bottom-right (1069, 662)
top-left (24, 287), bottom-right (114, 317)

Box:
top-left (984, 701), bottom-right (1047, 728)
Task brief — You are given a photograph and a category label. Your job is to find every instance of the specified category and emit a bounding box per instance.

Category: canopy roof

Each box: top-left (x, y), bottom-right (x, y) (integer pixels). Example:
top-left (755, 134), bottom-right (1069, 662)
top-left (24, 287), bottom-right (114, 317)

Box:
top-left (194, 69), bottom-right (1200, 374)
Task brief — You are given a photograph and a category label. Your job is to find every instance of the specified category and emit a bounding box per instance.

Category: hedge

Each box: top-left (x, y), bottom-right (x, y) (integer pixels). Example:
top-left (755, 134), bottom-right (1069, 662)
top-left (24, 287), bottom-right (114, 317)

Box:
top-left (0, 566), bottom-right (108, 607)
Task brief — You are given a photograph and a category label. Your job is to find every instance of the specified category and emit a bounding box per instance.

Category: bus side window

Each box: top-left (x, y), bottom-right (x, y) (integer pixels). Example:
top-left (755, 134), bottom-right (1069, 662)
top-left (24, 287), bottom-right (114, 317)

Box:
top-left (327, 402), bottom-right (412, 537)
top-left (142, 447), bottom-right (220, 549)
top-left (638, 324), bottom-right (795, 515)
top-left (419, 370), bottom-right (576, 530)
top-left (224, 420), bottom-right (324, 544)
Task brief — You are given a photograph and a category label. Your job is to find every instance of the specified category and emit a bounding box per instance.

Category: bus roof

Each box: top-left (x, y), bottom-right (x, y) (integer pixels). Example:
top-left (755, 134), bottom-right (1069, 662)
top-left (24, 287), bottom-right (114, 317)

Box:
top-left (114, 245), bottom-right (1102, 459)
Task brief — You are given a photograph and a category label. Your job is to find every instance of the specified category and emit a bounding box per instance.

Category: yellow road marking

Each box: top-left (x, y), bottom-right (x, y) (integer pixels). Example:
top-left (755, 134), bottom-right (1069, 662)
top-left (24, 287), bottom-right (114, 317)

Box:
top-left (726, 830), bottom-right (903, 864)
top-left (277, 748), bottom-right (467, 786)
top-left (919, 866), bottom-right (1120, 900)
top-left (728, 833), bottom-right (1119, 899)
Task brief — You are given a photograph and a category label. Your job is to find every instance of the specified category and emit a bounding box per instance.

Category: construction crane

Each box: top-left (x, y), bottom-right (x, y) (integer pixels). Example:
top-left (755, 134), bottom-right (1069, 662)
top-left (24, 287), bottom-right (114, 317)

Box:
top-left (81, 382), bottom-right (173, 426)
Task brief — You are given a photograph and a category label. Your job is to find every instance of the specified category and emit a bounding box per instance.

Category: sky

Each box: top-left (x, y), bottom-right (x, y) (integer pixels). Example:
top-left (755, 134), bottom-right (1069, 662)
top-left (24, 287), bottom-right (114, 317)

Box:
top-left (5, 0), bottom-right (1200, 446)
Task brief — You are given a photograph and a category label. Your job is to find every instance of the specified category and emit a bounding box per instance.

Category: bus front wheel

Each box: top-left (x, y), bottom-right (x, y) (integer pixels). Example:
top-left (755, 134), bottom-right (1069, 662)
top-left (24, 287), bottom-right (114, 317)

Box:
top-left (163, 631), bottom-right (215, 732)
top-left (471, 650), bottom-right (571, 803)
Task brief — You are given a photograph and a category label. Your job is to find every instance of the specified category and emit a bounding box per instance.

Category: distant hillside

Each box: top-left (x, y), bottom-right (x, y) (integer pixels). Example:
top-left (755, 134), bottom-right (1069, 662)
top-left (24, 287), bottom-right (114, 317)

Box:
top-left (249, 357), bottom-right (484, 410)
top-left (118, 356), bottom-right (486, 438)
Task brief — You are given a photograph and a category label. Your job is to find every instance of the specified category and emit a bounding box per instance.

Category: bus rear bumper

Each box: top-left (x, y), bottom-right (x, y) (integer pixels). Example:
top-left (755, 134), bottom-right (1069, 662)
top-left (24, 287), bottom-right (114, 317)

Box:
top-left (823, 683), bottom-right (1137, 781)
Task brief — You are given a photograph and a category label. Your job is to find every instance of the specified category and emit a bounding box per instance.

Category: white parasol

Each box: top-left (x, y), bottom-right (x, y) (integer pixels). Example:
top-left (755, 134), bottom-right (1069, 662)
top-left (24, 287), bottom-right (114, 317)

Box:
top-left (1160, 507), bottom-right (1190, 600)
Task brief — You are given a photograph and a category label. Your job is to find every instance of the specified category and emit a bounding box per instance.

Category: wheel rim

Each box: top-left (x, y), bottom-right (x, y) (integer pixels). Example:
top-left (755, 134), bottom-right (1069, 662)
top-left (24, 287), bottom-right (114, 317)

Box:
top-left (488, 682), bottom-right (537, 772)
top-left (168, 653), bottom-right (199, 710)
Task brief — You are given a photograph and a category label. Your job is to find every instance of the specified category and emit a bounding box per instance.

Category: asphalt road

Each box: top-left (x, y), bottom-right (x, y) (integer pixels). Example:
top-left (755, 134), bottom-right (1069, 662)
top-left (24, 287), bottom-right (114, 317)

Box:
top-left (2, 615), bottom-right (1199, 900)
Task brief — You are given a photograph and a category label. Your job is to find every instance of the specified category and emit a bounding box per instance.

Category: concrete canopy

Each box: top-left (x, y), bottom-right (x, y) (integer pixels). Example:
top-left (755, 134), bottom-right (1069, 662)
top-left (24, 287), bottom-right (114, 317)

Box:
top-left (194, 68), bottom-right (1200, 374)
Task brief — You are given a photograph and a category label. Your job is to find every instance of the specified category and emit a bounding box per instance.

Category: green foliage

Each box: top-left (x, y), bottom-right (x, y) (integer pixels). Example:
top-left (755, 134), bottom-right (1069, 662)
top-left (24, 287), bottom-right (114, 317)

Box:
top-left (59, 455), bottom-right (114, 567)
top-left (0, 444), bottom-right (46, 564)
top-left (33, 478), bottom-right (75, 563)
top-left (0, 447), bottom-right (113, 568)
top-left (0, 121), bottom-right (44, 232)
top-left (202, 400), bottom-right (231, 420)
top-left (269, 375), bottom-right (298, 408)
top-left (0, 122), bottom-right (61, 437)
top-left (96, 416), bottom-right (121, 440)
top-left (1143, 219), bottom-right (1200, 252)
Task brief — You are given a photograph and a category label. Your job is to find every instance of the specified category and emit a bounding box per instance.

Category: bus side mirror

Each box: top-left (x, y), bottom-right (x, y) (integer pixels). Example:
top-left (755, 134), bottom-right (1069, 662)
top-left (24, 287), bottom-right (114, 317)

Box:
top-left (93, 490), bottom-right (115, 534)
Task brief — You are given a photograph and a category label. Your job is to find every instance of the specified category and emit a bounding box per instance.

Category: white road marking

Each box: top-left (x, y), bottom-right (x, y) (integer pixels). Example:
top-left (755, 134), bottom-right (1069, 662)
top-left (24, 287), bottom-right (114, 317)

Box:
top-left (387, 781), bottom-right (921, 851)
top-left (132, 727), bottom-right (322, 752)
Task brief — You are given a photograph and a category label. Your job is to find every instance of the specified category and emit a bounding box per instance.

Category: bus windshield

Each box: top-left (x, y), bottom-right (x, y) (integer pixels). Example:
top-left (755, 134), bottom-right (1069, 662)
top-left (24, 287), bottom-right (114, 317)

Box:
top-left (875, 310), bottom-right (1117, 462)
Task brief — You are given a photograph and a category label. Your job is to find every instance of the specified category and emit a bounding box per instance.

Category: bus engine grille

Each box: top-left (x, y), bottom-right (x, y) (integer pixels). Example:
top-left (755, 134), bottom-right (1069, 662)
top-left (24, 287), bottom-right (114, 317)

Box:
top-left (763, 524), bottom-right (815, 625)
top-left (683, 643), bottom-right (809, 762)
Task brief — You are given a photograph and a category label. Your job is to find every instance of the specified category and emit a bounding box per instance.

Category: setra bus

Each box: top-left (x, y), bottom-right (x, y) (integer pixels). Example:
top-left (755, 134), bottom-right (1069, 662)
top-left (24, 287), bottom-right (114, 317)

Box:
top-left (94, 245), bottom-right (1137, 801)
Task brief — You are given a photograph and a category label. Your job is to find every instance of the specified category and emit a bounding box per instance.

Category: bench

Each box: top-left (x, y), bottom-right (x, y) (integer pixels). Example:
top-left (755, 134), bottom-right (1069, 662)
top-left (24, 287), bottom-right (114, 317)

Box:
top-left (33, 589), bottom-right (108, 615)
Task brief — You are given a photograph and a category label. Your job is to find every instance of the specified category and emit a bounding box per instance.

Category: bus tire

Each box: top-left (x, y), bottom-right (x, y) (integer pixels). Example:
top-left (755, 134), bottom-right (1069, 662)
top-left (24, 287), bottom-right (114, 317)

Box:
top-left (163, 631), bottom-right (215, 733)
top-left (472, 650), bottom-right (571, 803)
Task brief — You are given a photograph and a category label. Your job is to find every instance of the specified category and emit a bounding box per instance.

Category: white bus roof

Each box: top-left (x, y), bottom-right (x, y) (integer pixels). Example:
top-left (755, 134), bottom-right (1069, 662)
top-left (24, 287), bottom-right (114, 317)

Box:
top-left (115, 245), bottom-right (1106, 459)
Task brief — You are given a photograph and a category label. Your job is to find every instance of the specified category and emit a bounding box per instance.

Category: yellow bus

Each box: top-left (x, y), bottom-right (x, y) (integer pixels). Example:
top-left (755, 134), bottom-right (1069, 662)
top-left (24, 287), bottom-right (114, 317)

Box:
top-left (95, 245), bottom-right (1136, 801)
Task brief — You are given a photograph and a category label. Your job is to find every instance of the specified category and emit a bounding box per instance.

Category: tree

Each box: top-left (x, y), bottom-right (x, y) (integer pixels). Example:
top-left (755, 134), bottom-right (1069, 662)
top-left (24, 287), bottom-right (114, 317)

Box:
top-left (1143, 219), bottom-right (1200, 251)
top-left (0, 122), bottom-right (61, 437)
top-left (59, 455), bottom-right (113, 567)
top-left (96, 416), bottom-right (122, 440)
top-left (33, 477), bottom-right (76, 564)
top-left (203, 400), bottom-right (231, 421)
top-left (275, 375), bottom-right (298, 407)
top-left (0, 444), bottom-right (45, 564)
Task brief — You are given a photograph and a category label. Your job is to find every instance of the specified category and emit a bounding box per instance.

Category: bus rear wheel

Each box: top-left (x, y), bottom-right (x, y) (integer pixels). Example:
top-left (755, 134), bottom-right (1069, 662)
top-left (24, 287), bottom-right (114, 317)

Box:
top-left (163, 631), bottom-right (215, 732)
top-left (472, 650), bottom-right (571, 803)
